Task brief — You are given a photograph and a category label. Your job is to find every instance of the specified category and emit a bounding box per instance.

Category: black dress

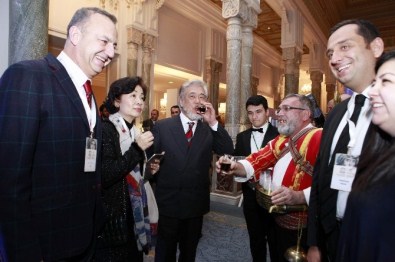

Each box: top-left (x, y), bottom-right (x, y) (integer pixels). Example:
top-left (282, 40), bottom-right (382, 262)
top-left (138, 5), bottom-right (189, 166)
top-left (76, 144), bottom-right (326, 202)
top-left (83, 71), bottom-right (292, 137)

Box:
top-left (336, 175), bottom-right (395, 261)
top-left (94, 120), bottom-right (145, 262)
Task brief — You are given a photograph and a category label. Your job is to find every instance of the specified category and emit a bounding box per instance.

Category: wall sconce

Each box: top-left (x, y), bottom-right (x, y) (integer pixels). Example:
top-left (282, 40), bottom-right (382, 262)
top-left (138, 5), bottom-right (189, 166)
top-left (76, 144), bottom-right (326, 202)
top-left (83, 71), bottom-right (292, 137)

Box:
top-left (160, 93), bottom-right (167, 114)
top-left (218, 103), bottom-right (226, 114)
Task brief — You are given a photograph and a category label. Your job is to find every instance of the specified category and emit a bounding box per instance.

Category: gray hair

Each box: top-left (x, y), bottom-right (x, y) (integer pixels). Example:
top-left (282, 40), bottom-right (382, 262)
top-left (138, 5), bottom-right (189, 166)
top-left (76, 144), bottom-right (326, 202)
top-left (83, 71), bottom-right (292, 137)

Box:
top-left (284, 93), bottom-right (314, 120)
top-left (178, 79), bottom-right (208, 105)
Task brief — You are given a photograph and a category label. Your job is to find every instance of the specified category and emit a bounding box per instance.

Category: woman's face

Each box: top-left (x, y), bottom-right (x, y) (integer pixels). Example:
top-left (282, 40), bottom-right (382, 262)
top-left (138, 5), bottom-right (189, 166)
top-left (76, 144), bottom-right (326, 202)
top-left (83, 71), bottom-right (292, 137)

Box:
top-left (116, 85), bottom-right (145, 123)
top-left (369, 59), bottom-right (395, 137)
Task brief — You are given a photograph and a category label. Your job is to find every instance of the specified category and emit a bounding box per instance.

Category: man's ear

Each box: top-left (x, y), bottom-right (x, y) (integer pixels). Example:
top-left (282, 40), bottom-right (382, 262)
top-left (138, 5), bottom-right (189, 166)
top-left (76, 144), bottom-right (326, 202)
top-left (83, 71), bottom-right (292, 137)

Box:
top-left (69, 26), bottom-right (82, 46)
top-left (371, 37), bottom-right (384, 58)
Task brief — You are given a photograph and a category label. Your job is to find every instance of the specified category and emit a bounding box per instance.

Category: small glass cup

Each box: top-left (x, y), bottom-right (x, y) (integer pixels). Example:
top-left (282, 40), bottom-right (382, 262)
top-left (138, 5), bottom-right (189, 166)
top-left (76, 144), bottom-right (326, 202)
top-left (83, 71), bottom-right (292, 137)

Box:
top-left (220, 154), bottom-right (232, 175)
top-left (260, 170), bottom-right (274, 195)
top-left (197, 104), bottom-right (206, 113)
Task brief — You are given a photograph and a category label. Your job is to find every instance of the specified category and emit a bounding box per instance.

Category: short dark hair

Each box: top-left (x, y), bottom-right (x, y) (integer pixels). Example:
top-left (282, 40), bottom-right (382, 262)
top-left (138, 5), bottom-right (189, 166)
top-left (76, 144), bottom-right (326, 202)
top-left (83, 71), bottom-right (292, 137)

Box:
top-left (329, 19), bottom-right (380, 48)
top-left (67, 7), bottom-right (117, 38)
top-left (105, 76), bottom-right (147, 114)
top-left (375, 50), bottom-right (395, 73)
top-left (245, 95), bottom-right (268, 110)
top-left (171, 105), bottom-right (180, 110)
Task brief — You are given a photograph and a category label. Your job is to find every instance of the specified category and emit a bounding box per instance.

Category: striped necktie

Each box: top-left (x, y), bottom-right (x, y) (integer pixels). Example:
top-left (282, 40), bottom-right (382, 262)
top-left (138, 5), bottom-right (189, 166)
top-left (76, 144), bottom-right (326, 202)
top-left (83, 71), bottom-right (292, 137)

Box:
top-left (186, 122), bottom-right (195, 146)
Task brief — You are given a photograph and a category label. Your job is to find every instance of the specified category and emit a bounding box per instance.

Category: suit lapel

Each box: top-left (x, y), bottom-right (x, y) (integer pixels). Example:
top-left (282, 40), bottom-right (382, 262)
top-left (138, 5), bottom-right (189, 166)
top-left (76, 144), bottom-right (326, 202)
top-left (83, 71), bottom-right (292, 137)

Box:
top-left (45, 54), bottom-right (90, 129)
top-left (243, 130), bottom-right (252, 154)
top-left (170, 117), bottom-right (189, 155)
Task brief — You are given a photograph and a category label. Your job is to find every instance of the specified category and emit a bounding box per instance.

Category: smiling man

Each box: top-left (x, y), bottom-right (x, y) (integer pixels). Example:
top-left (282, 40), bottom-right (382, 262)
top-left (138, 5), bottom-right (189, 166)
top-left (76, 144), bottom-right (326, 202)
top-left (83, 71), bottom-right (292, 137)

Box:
top-left (0, 7), bottom-right (117, 262)
top-left (307, 19), bottom-right (384, 262)
top-left (217, 94), bottom-right (322, 261)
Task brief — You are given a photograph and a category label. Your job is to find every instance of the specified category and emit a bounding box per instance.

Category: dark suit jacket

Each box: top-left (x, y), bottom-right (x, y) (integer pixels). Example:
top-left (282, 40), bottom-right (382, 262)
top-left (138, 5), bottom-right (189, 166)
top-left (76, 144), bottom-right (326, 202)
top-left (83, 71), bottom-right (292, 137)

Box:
top-left (142, 119), bottom-right (155, 131)
top-left (0, 54), bottom-right (103, 261)
top-left (152, 116), bottom-right (233, 219)
top-left (234, 124), bottom-right (278, 157)
top-left (307, 98), bottom-right (374, 246)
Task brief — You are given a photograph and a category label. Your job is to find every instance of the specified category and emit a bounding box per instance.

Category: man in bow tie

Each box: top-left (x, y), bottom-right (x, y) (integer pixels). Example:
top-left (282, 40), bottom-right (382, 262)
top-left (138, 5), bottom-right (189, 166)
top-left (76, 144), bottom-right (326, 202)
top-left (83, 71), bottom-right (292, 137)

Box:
top-left (234, 95), bottom-right (279, 262)
top-left (217, 94), bottom-right (322, 261)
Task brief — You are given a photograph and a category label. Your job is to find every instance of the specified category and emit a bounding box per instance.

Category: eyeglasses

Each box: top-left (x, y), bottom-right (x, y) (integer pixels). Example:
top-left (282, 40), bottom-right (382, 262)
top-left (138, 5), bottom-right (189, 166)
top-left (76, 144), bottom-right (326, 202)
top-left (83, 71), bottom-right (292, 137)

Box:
top-left (276, 105), bottom-right (306, 114)
top-left (187, 93), bottom-right (207, 101)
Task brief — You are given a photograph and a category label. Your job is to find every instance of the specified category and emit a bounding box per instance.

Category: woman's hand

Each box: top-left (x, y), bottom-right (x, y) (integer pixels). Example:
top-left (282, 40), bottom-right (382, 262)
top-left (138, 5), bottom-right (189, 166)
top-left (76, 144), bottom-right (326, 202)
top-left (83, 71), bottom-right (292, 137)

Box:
top-left (135, 131), bottom-right (154, 151)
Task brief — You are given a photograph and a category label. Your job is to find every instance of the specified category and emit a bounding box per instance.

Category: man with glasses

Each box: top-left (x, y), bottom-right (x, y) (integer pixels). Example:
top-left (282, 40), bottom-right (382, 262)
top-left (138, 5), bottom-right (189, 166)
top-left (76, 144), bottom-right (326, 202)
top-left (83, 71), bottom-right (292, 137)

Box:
top-left (152, 79), bottom-right (233, 262)
top-left (216, 94), bottom-right (322, 261)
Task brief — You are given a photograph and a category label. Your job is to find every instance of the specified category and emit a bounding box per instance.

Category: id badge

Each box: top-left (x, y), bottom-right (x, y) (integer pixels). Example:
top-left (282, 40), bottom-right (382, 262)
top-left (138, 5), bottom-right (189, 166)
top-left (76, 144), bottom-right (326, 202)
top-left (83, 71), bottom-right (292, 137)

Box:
top-left (84, 137), bottom-right (97, 172)
top-left (330, 153), bottom-right (358, 192)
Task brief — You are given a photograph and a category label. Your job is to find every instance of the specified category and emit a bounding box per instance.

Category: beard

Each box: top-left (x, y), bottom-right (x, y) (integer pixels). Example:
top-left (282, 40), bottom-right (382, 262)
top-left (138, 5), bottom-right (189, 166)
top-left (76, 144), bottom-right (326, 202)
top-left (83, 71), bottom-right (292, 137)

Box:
top-left (183, 108), bottom-right (203, 121)
top-left (277, 119), bottom-right (296, 136)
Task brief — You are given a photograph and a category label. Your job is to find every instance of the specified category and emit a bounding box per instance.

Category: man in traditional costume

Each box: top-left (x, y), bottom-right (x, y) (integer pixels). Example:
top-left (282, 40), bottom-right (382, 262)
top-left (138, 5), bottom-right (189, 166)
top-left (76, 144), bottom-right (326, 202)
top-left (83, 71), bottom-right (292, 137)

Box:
top-left (216, 94), bottom-right (322, 261)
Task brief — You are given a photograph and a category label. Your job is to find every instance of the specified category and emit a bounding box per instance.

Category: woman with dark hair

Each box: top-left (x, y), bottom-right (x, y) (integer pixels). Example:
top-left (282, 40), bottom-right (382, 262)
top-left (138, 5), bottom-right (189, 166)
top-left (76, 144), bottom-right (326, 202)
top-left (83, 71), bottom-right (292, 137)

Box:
top-left (336, 50), bottom-right (395, 261)
top-left (94, 76), bottom-right (159, 261)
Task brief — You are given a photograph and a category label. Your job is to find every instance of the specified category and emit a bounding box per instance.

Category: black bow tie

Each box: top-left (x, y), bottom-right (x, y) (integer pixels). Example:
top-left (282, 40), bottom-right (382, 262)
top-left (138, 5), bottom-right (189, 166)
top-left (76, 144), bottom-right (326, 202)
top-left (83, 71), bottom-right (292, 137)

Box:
top-left (252, 128), bottom-right (263, 133)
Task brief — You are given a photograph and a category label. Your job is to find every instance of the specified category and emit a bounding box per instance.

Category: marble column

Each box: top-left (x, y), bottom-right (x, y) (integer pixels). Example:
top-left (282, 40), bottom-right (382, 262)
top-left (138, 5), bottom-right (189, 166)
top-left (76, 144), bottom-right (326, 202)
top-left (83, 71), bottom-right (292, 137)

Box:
top-left (240, 25), bottom-right (254, 131)
top-left (325, 70), bottom-right (336, 102)
top-left (9, 0), bottom-right (48, 64)
top-left (142, 33), bottom-right (155, 120)
top-left (204, 59), bottom-right (222, 114)
top-left (310, 70), bottom-right (323, 107)
top-left (283, 47), bottom-right (301, 95)
top-left (127, 28), bottom-right (143, 77)
top-left (224, 16), bottom-right (242, 140)
top-left (251, 76), bottom-right (259, 96)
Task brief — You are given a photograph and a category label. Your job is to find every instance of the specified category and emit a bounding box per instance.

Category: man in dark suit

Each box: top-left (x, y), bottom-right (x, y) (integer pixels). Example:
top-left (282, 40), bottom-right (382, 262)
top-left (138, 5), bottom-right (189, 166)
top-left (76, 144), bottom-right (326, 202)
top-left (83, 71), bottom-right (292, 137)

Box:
top-left (0, 7), bottom-right (118, 262)
top-left (142, 108), bottom-right (159, 131)
top-left (234, 95), bottom-right (278, 262)
top-left (152, 79), bottom-right (233, 262)
top-left (307, 19), bottom-right (384, 262)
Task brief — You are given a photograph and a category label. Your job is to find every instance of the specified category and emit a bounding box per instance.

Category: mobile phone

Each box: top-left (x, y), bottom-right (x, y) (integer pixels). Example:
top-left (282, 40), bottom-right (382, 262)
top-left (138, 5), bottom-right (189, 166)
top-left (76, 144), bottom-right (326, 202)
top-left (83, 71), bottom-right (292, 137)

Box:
top-left (147, 152), bottom-right (165, 164)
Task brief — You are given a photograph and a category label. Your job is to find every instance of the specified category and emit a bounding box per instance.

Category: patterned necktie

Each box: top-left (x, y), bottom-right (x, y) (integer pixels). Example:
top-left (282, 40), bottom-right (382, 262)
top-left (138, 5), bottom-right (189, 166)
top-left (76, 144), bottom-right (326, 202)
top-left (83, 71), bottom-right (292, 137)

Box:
top-left (83, 80), bottom-right (93, 108)
top-left (186, 122), bottom-right (195, 145)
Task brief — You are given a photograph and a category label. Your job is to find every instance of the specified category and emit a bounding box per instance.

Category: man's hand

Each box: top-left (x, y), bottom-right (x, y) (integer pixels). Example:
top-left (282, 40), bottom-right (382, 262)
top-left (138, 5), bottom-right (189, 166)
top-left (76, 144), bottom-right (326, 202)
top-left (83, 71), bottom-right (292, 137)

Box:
top-left (271, 186), bottom-right (306, 205)
top-left (307, 246), bottom-right (321, 262)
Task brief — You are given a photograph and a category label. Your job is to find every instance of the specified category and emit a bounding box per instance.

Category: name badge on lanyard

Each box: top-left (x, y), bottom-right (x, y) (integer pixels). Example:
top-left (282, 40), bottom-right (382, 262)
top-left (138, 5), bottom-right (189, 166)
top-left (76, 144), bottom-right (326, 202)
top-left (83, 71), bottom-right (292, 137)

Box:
top-left (330, 153), bottom-right (358, 192)
top-left (84, 137), bottom-right (97, 172)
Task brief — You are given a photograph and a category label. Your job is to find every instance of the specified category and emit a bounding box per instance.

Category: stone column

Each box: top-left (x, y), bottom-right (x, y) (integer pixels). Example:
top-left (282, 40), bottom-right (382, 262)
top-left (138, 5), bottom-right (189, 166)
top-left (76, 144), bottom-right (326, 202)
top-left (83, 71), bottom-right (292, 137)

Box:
top-left (280, 6), bottom-right (303, 96)
top-left (204, 59), bottom-right (222, 113)
top-left (251, 76), bottom-right (259, 96)
top-left (222, 0), bottom-right (260, 139)
top-left (240, 25), bottom-right (253, 131)
top-left (9, 0), bottom-right (48, 64)
top-left (142, 33), bottom-right (155, 120)
top-left (127, 27), bottom-right (143, 77)
top-left (325, 69), bottom-right (336, 102)
top-left (310, 70), bottom-right (323, 107)
top-left (283, 47), bottom-right (302, 95)
top-left (223, 14), bottom-right (242, 140)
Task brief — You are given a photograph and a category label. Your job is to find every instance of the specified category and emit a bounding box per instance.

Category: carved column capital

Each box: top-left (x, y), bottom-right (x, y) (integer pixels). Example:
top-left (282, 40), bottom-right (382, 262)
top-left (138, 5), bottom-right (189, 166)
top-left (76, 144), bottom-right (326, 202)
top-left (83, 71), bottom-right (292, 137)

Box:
top-left (127, 27), bottom-right (143, 45)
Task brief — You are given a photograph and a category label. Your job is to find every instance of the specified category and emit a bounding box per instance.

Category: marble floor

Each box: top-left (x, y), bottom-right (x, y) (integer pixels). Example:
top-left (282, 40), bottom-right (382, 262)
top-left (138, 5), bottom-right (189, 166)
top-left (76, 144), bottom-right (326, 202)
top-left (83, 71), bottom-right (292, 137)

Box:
top-left (144, 201), bottom-right (255, 262)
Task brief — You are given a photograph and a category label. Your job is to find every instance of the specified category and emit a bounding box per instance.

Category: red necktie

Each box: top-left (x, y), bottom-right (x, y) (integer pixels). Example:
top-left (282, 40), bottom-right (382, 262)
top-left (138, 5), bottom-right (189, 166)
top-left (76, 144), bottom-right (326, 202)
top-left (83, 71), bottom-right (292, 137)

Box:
top-left (186, 122), bottom-right (195, 145)
top-left (83, 80), bottom-right (92, 108)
